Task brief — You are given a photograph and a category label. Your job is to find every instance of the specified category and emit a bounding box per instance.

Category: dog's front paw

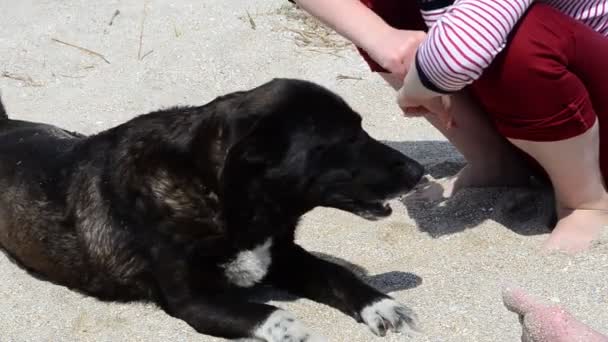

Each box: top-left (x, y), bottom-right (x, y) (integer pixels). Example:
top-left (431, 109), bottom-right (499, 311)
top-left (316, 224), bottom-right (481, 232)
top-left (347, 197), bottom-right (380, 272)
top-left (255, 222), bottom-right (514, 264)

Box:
top-left (360, 298), bottom-right (419, 337)
top-left (254, 310), bottom-right (327, 342)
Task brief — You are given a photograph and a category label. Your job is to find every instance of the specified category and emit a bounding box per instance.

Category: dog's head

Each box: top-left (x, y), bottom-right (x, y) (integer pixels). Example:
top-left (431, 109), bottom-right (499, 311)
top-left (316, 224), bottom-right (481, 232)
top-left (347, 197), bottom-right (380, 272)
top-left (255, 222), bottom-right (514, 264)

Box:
top-left (221, 79), bottom-right (424, 221)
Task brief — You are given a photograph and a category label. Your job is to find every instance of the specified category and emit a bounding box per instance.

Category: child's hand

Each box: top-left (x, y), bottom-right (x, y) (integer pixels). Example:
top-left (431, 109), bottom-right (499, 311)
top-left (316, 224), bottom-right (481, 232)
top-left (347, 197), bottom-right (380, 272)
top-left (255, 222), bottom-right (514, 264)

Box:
top-left (366, 29), bottom-right (426, 79)
top-left (398, 94), bottom-right (455, 130)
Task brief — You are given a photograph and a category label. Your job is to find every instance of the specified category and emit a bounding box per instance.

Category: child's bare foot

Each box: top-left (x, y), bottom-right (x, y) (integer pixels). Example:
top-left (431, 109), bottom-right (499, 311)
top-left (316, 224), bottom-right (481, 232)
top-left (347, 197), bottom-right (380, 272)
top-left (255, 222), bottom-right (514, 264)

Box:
top-left (543, 207), bottom-right (608, 254)
top-left (502, 286), bottom-right (608, 342)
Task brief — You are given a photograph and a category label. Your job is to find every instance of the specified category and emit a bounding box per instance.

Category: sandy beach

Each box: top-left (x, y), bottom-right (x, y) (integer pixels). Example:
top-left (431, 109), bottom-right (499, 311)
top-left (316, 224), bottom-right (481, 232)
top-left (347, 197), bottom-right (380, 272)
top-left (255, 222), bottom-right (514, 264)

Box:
top-left (0, 0), bottom-right (606, 341)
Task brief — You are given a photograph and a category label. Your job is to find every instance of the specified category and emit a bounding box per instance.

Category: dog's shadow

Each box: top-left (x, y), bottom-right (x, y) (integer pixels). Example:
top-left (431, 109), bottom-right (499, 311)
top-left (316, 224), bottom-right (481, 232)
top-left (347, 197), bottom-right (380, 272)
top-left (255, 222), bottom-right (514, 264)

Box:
top-left (250, 252), bottom-right (422, 303)
top-left (383, 140), bottom-right (555, 238)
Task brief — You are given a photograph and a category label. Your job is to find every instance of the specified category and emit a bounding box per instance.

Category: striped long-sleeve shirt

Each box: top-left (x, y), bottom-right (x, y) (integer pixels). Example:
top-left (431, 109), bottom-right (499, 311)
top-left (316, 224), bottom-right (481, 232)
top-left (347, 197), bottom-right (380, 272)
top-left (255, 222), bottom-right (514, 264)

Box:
top-left (415, 0), bottom-right (608, 94)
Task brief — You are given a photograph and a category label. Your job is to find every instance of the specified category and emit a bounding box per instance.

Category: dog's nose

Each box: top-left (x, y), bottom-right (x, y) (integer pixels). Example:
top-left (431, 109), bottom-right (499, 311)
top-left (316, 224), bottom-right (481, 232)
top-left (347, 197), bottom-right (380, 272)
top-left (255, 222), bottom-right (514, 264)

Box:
top-left (407, 162), bottom-right (425, 184)
top-left (393, 161), bottom-right (424, 186)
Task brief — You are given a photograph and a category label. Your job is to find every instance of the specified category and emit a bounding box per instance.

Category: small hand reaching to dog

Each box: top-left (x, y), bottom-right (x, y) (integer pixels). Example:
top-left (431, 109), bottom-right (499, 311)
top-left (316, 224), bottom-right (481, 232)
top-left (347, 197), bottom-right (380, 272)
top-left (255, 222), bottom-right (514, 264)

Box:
top-left (364, 28), bottom-right (455, 130)
top-left (395, 51), bottom-right (455, 130)
top-left (398, 91), bottom-right (455, 130)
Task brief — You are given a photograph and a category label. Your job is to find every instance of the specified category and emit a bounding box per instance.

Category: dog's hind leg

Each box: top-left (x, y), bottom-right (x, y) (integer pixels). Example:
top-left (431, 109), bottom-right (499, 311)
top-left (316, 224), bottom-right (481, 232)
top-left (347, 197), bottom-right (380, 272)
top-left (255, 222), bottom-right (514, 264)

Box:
top-left (266, 244), bottom-right (419, 338)
top-left (152, 247), bottom-right (326, 342)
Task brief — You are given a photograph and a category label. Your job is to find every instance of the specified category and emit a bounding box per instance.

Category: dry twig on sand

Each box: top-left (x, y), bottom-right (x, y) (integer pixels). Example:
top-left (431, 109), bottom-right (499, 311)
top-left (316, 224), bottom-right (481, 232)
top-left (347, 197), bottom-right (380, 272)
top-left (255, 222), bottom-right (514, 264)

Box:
top-left (51, 38), bottom-right (111, 64)
top-left (174, 22), bottom-right (182, 38)
top-left (108, 10), bottom-right (120, 26)
top-left (237, 4), bottom-right (351, 56)
top-left (140, 50), bottom-right (154, 61)
top-left (274, 4), bottom-right (351, 56)
top-left (1, 71), bottom-right (44, 87)
top-left (138, 1), bottom-right (147, 60)
top-left (336, 74), bottom-right (363, 81)
top-left (137, 0), bottom-right (153, 60)
top-left (246, 11), bottom-right (257, 30)
top-left (57, 74), bottom-right (86, 79)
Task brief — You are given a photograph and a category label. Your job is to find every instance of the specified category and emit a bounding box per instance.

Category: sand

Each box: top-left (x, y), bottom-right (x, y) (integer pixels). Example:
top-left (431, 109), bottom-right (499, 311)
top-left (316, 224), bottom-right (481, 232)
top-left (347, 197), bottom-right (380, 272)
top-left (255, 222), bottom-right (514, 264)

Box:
top-left (0, 0), bottom-right (606, 341)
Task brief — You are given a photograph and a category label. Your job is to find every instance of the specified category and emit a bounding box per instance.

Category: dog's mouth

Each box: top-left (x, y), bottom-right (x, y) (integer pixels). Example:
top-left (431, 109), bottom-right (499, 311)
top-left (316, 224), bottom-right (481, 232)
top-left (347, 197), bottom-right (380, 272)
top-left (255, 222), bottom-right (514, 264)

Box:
top-left (330, 198), bottom-right (393, 221)
top-left (353, 200), bottom-right (393, 221)
top-left (324, 184), bottom-right (417, 221)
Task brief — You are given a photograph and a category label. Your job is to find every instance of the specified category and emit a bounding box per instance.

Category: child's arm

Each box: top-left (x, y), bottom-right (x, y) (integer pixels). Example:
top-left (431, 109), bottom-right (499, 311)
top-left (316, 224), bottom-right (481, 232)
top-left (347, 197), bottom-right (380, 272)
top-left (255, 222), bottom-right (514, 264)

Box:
top-left (294, 0), bottom-right (426, 76)
top-left (397, 0), bottom-right (534, 125)
top-left (406, 0), bottom-right (535, 96)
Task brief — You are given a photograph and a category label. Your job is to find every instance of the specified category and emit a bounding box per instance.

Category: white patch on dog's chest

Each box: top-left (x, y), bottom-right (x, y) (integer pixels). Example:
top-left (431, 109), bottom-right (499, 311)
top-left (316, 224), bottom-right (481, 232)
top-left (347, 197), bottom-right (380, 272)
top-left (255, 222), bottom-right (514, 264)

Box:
top-left (222, 238), bottom-right (273, 287)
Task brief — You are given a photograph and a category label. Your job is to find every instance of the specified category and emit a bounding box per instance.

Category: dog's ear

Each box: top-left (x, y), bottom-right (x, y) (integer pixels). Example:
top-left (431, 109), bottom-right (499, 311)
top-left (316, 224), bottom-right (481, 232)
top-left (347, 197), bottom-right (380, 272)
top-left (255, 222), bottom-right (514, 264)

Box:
top-left (220, 117), bottom-right (285, 187)
top-left (219, 117), bottom-right (288, 217)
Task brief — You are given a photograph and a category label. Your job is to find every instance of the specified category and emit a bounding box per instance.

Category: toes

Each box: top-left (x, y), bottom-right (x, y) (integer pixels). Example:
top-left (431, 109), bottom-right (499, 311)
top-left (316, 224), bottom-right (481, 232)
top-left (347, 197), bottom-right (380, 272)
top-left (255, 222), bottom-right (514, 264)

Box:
top-left (502, 285), bottom-right (545, 316)
top-left (360, 298), bottom-right (419, 337)
top-left (395, 305), bottom-right (419, 332)
top-left (254, 310), bottom-right (327, 342)
top-left (374, 315), bottom-right (388, 337)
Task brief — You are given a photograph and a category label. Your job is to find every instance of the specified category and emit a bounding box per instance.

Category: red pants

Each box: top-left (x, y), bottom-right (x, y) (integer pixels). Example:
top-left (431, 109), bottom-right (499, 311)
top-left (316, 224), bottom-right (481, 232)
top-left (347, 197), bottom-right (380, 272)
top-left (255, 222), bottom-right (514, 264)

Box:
top-left (358, 1), bottom-right (608, 177)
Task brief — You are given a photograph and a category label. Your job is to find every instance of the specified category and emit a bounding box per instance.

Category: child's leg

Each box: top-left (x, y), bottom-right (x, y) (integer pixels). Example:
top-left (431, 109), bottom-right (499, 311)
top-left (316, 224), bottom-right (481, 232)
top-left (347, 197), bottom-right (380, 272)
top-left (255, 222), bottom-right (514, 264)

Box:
top-left (511, 123), bottom-right (608, 253)
top-left (471, 4), bottom-right (608, 253)
top-left (380, 73), bottom-right (532, 199)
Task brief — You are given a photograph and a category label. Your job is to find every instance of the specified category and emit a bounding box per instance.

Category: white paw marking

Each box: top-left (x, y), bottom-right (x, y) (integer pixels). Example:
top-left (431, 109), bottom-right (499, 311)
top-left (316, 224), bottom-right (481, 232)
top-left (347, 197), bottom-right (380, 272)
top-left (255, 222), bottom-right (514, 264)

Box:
top-left (222, 238), bottom-right (272, 287)
top-left (254, 310), bottom-right (327, 342)
top-left (360, 298), bottom-right (419, 337)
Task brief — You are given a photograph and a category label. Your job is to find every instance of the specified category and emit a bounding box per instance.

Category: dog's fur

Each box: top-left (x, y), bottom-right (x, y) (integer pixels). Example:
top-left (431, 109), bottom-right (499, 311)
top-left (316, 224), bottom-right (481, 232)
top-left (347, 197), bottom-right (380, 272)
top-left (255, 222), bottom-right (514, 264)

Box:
top-left (0, 79), bottom-right (424, 341)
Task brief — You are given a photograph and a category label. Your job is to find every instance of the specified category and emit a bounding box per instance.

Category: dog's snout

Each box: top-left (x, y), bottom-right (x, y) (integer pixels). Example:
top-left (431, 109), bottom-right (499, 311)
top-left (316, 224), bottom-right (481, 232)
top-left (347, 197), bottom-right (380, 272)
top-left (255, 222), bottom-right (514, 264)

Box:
top-left (389, 160), bottom-right (406, 170)
top-left (410, 162), bottom-right (425, 182)
top-left (394, 160), bottom-right (424, 186)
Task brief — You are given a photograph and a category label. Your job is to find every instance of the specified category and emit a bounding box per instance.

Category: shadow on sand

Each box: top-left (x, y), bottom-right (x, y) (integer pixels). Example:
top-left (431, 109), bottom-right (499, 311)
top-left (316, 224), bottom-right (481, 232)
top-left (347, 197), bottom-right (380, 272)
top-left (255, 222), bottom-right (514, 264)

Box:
top-left (383, 139), bottom-right (555, 238)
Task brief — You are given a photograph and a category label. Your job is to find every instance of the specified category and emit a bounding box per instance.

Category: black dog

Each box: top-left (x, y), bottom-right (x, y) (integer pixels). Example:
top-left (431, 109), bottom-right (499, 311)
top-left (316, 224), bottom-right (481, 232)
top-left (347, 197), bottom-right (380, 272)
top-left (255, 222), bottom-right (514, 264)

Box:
top-left (0, 79), bottom-right (424, 341)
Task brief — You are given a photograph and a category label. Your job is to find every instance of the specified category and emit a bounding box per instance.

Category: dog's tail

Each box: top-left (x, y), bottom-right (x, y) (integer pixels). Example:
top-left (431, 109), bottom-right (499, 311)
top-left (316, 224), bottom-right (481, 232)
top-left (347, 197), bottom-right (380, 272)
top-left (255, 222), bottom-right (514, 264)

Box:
top-left (0, 94), bottom-right (8, 122)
